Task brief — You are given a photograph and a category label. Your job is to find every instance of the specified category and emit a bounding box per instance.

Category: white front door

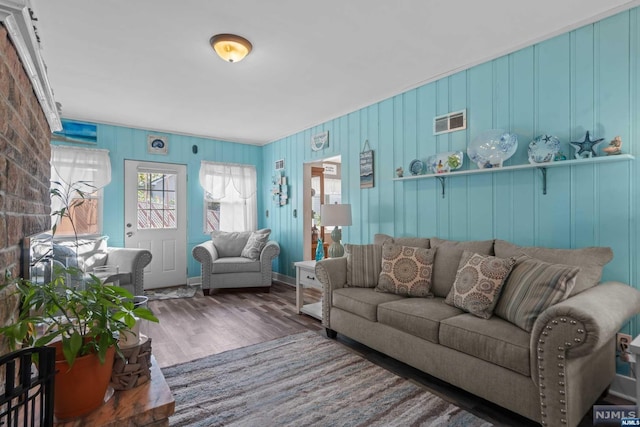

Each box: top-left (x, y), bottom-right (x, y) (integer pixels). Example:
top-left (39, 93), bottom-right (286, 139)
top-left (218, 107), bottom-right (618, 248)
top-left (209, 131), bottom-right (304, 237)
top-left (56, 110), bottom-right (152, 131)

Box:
top-left (124, 160), bottom-right (187, 289)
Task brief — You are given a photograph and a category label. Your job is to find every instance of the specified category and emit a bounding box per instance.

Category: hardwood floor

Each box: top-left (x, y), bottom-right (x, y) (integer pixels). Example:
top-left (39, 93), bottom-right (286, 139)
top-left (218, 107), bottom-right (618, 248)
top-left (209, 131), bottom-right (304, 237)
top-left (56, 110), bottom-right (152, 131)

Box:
top-left (147, 282), bottom-right (629, 427)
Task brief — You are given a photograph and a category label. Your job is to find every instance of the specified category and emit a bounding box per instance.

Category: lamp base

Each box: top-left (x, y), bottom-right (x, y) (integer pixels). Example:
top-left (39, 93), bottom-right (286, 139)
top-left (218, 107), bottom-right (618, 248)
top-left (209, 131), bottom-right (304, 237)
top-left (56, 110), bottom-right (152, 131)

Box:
top-left (328, 227), bottom-right (344, 257)
top-left (328, 242), bottom-right (344, 258)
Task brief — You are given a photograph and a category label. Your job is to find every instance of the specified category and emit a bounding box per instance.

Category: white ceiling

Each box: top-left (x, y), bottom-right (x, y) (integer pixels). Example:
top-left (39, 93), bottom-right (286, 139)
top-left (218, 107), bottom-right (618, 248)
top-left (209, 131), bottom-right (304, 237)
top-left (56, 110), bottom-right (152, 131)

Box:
top-left (31, 0), bottom-right (640, 146)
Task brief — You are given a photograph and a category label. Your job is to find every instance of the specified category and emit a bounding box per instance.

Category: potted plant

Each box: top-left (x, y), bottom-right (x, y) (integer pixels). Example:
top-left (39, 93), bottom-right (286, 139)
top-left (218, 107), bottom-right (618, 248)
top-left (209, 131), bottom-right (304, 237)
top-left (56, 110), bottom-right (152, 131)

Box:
top-left (0, 180), bottom-right (158, 419)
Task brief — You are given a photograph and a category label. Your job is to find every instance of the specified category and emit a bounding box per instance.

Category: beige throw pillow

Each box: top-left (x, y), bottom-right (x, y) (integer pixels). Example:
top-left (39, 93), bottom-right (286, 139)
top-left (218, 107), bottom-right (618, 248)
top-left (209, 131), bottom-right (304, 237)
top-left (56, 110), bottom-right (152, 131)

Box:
top-left (376, 243), bottom-right (436, 297)
top-left (345, 244), bottom-right (383, 288)
top-left (494, 256), bottom-right (579, 332)
top-left (445, 251), bottom-right (516, 319)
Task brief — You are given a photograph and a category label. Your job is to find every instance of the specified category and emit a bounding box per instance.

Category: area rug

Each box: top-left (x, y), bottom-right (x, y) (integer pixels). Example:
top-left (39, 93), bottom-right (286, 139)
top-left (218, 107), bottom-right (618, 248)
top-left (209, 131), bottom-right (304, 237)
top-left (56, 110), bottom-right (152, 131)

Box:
top-left (145, 284), bottom-right (201, 300)
top-left (162, 331), bottom-right (493, 427)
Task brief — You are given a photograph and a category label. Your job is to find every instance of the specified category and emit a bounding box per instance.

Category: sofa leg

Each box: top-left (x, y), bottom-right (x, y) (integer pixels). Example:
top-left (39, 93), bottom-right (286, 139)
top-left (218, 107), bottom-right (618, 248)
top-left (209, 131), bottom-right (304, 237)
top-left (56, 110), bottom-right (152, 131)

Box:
top-left (203, 289), bottom-right (211, 296)
top-left (326, 328), bottom-right (337, 339)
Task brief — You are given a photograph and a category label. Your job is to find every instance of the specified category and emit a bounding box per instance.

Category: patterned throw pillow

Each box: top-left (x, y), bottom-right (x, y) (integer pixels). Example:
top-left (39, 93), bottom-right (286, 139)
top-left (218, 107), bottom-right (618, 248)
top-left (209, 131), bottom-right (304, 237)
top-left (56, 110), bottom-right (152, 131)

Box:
top-left (445, 251), bottom-right (516, 319)
top-left (494, 256), bottom-right (580, 332)
top-left (240, 229), bottom-right (271, 260)
top-left (375, 243), bottom-right (436, 297)
top-left (345, 244), bottom-right (383, 288)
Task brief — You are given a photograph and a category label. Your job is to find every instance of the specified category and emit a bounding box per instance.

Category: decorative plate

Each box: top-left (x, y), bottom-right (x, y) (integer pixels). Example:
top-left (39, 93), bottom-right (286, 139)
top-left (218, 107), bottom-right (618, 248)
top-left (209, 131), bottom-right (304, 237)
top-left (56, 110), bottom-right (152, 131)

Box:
top-left (467, 130), bottom-right (518, 168)
top-left (426, 151), bottom-right (464, 174)
top-left (409, 159), bottom-right (424, 176)
top-left (528, 134), bottom-right (560, 164)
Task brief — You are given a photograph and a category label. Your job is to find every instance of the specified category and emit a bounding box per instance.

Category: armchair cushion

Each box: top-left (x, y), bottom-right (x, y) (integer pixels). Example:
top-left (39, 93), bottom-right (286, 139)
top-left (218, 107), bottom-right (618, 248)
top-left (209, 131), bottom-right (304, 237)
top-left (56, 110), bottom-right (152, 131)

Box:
top-left (211, 231), bottom-right (251, 257)
top-left (241, 229), bottom-right (271, 260)
top-left (211, 257), bottom-right (261, 274)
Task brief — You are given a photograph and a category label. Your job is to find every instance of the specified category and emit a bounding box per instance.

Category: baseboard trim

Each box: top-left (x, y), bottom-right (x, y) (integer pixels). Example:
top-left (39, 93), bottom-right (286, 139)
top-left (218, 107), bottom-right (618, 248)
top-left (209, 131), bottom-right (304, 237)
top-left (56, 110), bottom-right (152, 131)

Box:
top-left (610, 373), bottom-right (636, 402)
top-left (187, 277), bottom-right (201, 287)
top-left (272, 272), bottom-right (295, 287)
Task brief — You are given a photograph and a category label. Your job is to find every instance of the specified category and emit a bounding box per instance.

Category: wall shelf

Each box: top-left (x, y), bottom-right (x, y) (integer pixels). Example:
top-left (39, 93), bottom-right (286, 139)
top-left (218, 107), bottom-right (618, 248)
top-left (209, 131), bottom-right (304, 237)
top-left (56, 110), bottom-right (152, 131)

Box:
top-left (393, 154), bottom-right (635, 197)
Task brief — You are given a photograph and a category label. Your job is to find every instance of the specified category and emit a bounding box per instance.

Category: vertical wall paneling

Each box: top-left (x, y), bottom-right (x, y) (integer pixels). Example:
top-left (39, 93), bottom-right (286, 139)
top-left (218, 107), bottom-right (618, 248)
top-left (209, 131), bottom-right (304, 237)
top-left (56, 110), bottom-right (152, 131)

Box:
top-left (260, 8), bottom-right (640, 344)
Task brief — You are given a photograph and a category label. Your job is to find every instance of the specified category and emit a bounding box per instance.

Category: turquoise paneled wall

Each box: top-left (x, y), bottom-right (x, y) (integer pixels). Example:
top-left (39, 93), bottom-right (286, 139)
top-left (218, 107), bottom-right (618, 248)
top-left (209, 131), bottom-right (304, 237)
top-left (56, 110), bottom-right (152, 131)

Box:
top-left (53, 125), bottom-right (263, 278)
top-left (263, 9), bottom-right (640, 340)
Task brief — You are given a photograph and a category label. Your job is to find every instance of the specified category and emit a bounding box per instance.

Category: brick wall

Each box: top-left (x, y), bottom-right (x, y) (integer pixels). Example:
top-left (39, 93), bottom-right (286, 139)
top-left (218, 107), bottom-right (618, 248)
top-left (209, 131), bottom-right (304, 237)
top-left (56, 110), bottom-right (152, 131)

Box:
top-left (0, 23), bottom-right (52, 357)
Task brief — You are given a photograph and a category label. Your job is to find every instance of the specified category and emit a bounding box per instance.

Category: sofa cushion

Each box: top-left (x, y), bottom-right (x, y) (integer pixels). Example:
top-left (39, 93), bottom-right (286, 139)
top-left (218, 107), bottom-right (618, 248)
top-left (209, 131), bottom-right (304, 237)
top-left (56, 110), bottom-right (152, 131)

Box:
top-left (373, 233), bottom-right (430, 249)
top-left (345, 244), bottom-right (383, 288)
top-left (241, 229), bottom-right (271, 260)
top-left (445, 251), bottom-right (516, 319)
top-left (494, 256), bottom-right (579, 332)
top-left (493, 239), bottom-right (612, 295)
top-left (376, 243), bottom-right (435, 297)
top-left (211, 231), bottom-right (252, 257)
top-left (210, 257), bottom-right (261, 274)
top-left (378, 298), bottom-right (463, 343)
top-left (439, 313), bottom-right (531, 376)
top-left (429, 238), bottom-right (495, 298)
top-left (333, 287), bottom-right (404, 321)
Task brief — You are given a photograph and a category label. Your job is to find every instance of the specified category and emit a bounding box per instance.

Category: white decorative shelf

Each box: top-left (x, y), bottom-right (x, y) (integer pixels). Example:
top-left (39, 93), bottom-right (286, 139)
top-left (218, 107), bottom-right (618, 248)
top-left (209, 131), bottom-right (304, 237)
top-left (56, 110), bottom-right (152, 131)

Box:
top-left (393, 154), bottom-right (635, 197)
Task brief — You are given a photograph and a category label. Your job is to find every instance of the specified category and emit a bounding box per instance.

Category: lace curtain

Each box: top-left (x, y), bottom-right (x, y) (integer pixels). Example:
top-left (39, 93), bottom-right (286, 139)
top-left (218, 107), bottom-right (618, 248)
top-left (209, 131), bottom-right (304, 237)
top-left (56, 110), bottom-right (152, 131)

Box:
top-left (50, 145), bottom-right (112, 221)
top-left (199, 161), bottom-right (257, 232)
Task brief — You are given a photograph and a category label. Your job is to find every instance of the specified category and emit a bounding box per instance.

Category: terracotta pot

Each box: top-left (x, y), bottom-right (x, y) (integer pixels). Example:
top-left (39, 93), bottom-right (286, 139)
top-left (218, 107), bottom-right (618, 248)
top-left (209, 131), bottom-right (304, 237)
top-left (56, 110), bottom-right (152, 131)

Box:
top-left (49, 341), bottom-right (115, 420)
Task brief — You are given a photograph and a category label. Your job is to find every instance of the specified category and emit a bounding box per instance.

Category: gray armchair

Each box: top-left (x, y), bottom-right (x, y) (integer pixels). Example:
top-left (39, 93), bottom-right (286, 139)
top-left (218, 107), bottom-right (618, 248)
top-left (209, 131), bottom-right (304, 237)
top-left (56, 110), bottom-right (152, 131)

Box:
top-left (192, 229), bottom-right (280, 294)
top-left (39, 235), bottom-right (152, 296)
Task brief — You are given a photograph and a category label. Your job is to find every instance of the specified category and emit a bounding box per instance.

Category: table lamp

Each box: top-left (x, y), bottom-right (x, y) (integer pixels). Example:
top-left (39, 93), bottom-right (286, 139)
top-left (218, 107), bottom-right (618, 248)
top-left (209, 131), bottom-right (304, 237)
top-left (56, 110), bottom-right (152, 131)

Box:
top-left (321, 204), bottom-right (352, 258)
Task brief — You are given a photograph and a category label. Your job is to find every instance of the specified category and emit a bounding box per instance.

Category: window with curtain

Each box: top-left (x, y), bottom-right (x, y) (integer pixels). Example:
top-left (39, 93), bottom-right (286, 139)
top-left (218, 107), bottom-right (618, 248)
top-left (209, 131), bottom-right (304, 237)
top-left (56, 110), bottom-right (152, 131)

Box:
top-left (199, 161), bottom-right (257, 233)
top-left (50, 145), bottom-right (112, 236)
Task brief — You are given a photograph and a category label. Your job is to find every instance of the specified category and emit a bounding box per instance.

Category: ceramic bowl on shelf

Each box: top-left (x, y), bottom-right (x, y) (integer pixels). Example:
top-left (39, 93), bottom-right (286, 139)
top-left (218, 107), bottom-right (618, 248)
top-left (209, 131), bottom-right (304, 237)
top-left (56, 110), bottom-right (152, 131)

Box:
top-left (528, 134), bottom-right (560, 164)
top-left (467, 130), bottom-right (518, 169)
top-left (426, 151), bottom-right (464, 174)
top-left (409, 159), bottom-right (424, 175)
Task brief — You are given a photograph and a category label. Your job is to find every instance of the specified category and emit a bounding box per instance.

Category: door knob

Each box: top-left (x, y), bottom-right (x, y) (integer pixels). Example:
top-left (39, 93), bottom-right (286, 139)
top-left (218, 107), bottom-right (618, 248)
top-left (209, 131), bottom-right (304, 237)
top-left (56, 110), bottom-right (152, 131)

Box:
top-left (126, 231), bottom-right (133, 237)
top-left (126, 223), bottom-right (132, 228)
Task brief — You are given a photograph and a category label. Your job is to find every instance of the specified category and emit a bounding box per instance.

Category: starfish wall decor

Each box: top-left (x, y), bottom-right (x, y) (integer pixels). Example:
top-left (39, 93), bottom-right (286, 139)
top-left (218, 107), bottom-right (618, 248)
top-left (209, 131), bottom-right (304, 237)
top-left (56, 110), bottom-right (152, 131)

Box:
top-left (569, 131), bottom-right (605, 159)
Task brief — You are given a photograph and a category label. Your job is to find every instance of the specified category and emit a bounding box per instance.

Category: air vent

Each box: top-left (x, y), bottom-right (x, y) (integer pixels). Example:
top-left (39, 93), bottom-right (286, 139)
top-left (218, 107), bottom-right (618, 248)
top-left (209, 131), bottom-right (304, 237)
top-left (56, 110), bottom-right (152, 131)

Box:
top-left (433, 110), bottom-right (467, 135)
top-left (275, 159), bottom-right (285, 170)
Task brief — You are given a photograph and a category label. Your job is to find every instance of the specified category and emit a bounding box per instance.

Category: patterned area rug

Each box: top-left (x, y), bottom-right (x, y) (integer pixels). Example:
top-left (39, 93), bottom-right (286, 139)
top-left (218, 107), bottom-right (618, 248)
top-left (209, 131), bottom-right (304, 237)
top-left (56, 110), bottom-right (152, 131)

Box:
top-left (162, 331), bottom-right (493, 427)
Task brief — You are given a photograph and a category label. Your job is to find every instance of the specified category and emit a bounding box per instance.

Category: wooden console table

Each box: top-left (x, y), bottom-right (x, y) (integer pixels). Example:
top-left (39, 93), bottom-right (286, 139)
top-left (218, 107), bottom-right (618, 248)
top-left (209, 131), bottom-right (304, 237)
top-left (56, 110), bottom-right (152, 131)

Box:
top-left (54, 355), bottom-right (174, 427)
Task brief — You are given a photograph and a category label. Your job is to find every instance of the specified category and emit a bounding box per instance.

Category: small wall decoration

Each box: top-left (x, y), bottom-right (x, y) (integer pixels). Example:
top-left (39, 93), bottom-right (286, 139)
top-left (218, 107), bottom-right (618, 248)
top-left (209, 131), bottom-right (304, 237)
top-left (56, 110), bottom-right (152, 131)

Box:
top-left (147, 135), bottom-right (168, 155)
top-left (603, 136), bottom-right (623, 156)
top-left (311, 131), bottom-right (329, 151)
top-left (569, 131), bottom-right (604, 159)
top-left (275, 159), bottom-right (285, 170)
top-left (271, 171), bottom-right (289, 206)
top-left (360, 140), bottom-right (374, 189)
top-left (323, 163), bottom-right (337, 175)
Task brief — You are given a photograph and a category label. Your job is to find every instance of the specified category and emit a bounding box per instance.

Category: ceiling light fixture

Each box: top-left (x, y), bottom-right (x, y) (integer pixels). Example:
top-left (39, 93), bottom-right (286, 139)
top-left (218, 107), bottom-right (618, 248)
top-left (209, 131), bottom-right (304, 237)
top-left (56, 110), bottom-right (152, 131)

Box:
top-left (210, 34), bottom-right (252, 63)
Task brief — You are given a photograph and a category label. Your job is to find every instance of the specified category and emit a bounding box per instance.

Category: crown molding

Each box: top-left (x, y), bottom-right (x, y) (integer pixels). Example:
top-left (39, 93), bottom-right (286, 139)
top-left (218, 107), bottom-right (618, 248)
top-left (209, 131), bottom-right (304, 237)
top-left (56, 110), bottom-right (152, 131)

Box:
top-left (0, 0), bottom-right (61, 132)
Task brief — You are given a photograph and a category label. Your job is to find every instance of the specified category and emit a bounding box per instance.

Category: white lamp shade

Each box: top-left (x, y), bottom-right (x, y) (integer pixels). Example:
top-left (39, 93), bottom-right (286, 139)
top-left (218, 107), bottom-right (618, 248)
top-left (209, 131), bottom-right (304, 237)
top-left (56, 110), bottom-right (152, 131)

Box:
top-left (321, 204), bottom-right (352, 227)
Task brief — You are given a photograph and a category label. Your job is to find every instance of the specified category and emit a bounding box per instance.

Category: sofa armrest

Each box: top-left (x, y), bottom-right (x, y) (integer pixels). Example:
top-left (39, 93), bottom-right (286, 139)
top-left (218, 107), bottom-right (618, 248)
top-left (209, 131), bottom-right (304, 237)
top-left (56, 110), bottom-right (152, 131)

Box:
top-left (260, 241), bottom-right (280, 263)
top-left (315, 257), bottom-right (347, 328)
top-left (530, 281), bottom-right (640, 426)
top-left (192, 241), bottom-right (219, 289)
top-left (105, 248), bottom-right (152, 295)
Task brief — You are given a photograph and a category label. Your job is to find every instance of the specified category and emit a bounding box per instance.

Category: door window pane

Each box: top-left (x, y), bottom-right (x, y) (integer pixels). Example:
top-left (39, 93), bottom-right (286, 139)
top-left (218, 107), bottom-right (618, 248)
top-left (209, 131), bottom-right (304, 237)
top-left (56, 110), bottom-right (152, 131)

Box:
top-left (137, 171), bottom-right (178, 229)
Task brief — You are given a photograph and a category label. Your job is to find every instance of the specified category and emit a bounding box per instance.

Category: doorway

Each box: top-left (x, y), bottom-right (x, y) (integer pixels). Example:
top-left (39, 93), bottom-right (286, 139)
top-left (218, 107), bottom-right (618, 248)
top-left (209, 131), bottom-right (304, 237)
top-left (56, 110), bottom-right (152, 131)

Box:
top-left (124, 160), bottom-right (187, 289)
top-left (303, 156), bottom-right (342, 260)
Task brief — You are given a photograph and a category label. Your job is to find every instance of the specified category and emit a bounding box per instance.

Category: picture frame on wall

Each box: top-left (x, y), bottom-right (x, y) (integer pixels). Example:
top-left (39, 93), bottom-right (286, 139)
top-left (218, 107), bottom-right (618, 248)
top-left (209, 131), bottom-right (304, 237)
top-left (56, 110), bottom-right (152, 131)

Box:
top-left (360, 140), bottom-right (374, 189)
top-left (147, 135), bottom-right (168, 155)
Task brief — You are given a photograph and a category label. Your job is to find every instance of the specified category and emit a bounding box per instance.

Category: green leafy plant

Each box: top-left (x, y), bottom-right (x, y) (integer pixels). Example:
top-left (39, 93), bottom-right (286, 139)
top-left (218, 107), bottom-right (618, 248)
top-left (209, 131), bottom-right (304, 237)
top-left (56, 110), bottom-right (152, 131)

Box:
top-left (0, 270), bottom-right (157, 366)
top-left (0, 179), bottom-right (158, 367)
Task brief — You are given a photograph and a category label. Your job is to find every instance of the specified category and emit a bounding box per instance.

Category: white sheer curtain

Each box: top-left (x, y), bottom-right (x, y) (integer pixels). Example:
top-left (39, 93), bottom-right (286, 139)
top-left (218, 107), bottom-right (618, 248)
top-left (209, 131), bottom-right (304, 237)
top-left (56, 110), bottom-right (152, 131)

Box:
top-left (199, 161), bottom-right (257, 232)
top-left (50, 145), bottom-right (112, 220)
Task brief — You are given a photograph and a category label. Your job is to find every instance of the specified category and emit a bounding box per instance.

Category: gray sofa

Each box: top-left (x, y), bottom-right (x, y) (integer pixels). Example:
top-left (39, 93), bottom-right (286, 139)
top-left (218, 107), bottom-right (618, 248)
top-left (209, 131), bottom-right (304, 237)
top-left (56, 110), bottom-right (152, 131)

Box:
top-left (315, 234), bottom-right (640, 427)
top-left (192, 229), bottom-right (280, 294)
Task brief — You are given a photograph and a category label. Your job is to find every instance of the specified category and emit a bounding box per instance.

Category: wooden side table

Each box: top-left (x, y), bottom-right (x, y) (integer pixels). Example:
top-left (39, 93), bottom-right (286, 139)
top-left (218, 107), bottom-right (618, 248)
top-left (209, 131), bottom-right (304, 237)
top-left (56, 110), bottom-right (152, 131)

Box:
top-left (54, 355), bottom-right (174, 427)
top-left (294, 260), bottom-right (322, 320)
